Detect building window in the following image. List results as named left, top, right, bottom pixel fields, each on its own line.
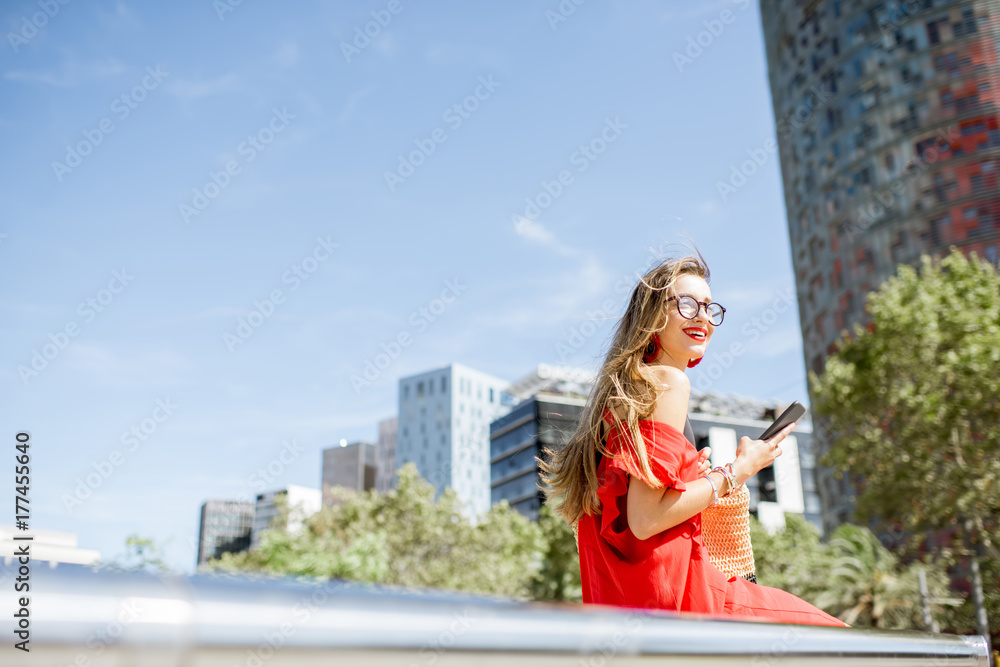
left=417, top=382, right=424, bottom=398
left=489, top=388, right=494, bottom=403
left=403, top=385, right=409, bottom=399
left=441, top=376, right=447, bottom=393
left=985, top=246, right=998, bottom=265
left=429, top=379, right=434, bottom=396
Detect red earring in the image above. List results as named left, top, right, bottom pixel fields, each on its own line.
left=687, top=356, right=703, bottom=368
left=642, top=334, right=661, bottom=363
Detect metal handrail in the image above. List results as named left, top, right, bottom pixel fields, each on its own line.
left=1, top=562, right=990, bottom=666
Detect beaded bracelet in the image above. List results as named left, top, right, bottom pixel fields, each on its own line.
left=711, top=465, right=736, bottom=497
left=702, top=473, right=719, bottom=508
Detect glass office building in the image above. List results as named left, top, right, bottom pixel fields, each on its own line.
left=760, top=0, right=1000, bottom=531
left=490, top=392, right=587, bottom=521
left=196, top=499, right=254, bottom=567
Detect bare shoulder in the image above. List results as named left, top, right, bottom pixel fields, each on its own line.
left=649, top=366, right=690, bottom=433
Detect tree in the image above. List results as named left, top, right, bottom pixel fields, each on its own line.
left=810, top=248, right=1000, bottom=640
left=208, top=463, right=545, bottom=599
left=750, top=515, right=953, bottom=630
left=750, top=513, right=833, bottom=603
left=529, top=502, right=582, bottom=602
left=98, top=534, right=171, bottom=574
left=813, top=524, right=954, bottom=629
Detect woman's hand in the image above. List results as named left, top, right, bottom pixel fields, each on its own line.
left=732, top=423, right=796, bottom=485
left=697, top=446, right=712, bottom=476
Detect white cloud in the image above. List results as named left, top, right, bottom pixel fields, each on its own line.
left=512, top=217, right=578, bottom=258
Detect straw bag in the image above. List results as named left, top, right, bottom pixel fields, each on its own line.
left=700, top=481, right=757, bottom=583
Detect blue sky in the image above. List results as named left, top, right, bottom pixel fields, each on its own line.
left=2, top=0, right=807, bottom=572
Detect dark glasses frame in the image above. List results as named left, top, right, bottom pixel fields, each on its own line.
left=667, top=294, right=726, bottom=326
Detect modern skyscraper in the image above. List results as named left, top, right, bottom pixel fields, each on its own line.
left=490, top=363, right=593, bottom=520
left=196, top=499, right=254, bottom=567
left=760, top=0, right=1000, bottom=532
left=491, top=392, right=588, bottom=521
left=397, top=363, right=511, bottom=517
left=321, top=441, right=377, bottom=505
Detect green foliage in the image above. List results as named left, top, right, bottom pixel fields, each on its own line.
left=528, top=503, right=582, bottom=602
left=750, top=514, right=833, bottom=603
left=809, top=248, right=1000, bottom=637
left=98, top=533, right=171, bottom=574
left=208, top=463, right=545, bottom=599
left=814, top=524, right=953, bottom=629
left=751, top=516, right=952, bottom=630
left=810, top=249, right=1000, bottom=544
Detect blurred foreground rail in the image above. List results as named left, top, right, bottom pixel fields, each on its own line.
left=0, top=562, right=991, bottom=666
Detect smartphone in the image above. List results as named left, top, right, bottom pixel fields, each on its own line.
left=758, top=401, right=806, bottom=441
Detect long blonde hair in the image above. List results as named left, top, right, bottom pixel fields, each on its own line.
left=537, top=247, right=711, bottom=527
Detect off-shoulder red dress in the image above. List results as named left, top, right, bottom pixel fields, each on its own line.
left=577, top=408, right=848, bottom=627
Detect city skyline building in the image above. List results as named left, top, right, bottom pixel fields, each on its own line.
left=491, top=391, right=588, bottom=521
left=0, top=525, right=100, bottom=567
left=196, top=499, right=254, bottom=567
left=396, top=363, right=511, bottom=517
left=251, top=485, right=322, bottom=549
left=321, top=441, right=377, bottom=505
left=375, top=416, right=398, bottom=493
left=760, top=0, right=1000, bottom=532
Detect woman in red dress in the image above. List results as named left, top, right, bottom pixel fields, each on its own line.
left=538, top=249, right=848, bottom=627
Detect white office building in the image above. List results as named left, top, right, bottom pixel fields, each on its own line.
left=251, top=485, right=322, bottom=549
left=397, top=363, right=511, bottom=518
left=0, top=526, right=100, bottom=567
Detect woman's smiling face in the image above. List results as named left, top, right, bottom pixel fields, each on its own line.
left=659, top=273, right=715, bottom=367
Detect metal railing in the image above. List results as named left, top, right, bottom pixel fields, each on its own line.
left=0, top=562, right=991, bottom=666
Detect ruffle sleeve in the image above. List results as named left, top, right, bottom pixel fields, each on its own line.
left=596, top=410, right=692, bottom=558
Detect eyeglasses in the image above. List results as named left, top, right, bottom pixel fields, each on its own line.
left=667, top=295, right=726, bottom=326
